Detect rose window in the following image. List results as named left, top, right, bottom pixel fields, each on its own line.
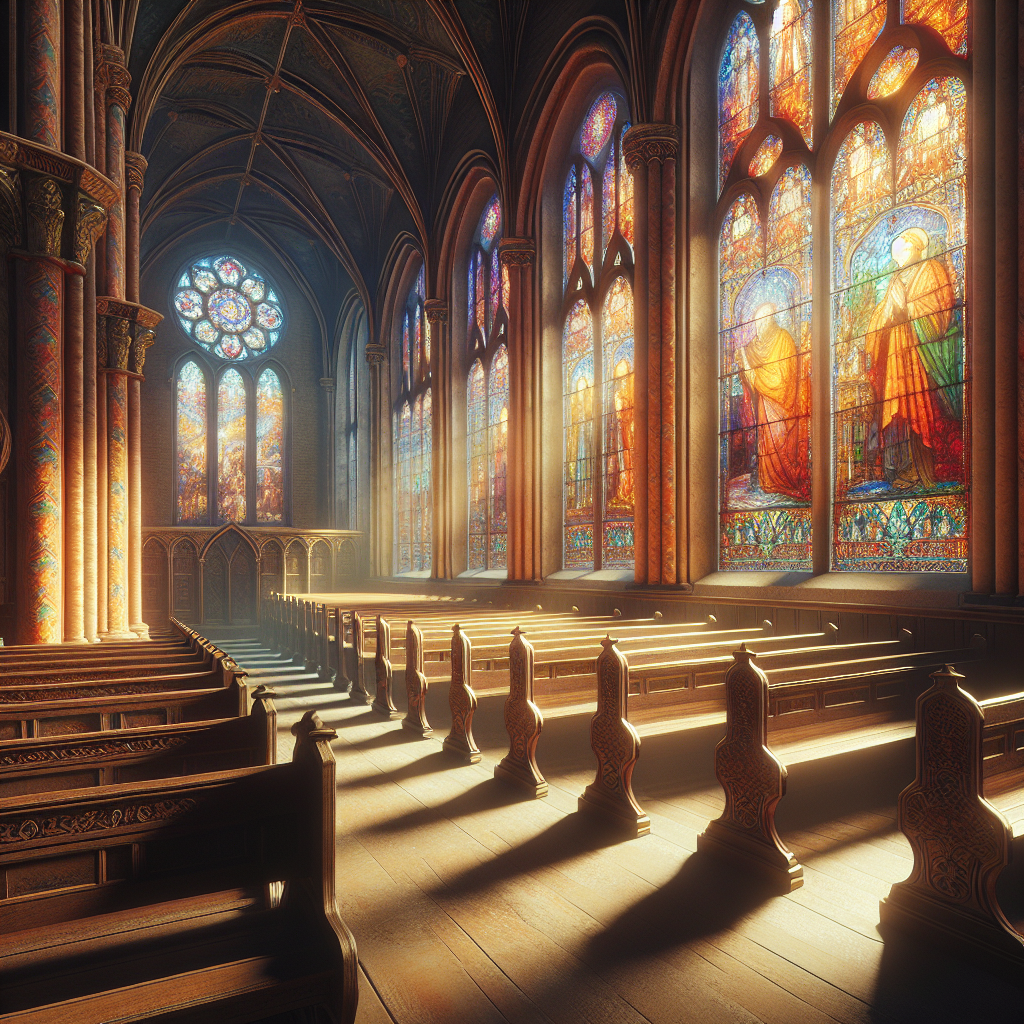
left=174, top=255, right=284, bottom=360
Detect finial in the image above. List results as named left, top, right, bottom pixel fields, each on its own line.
left=512, top=625, right=525, bottom=640
left=601, top=634, right=617, bottom=649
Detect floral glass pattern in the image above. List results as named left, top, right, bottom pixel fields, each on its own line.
left=255, top=368, right=284, bottom=523
left=217, top=369, right=247, bottom=522
left=174, top=255, right=284, bottom=360
left=868, top=45, right=920, bottom=99
left=176, top=361, right=207, bottom=522
left=581, top=92, right=617, bottom=160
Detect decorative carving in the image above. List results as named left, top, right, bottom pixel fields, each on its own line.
left=423, top=299, right=448, bottom=324
left=124, top=151, right=148, bottom=194
left=372, top=615, right=400, bottom=718
left=880, top=666, right=1022, bottom=970
left=131, top=328, right=155, bottom=375
left=319, top=377, right=335, bottom=391
left=351, top=611, right=370, bottom=700
left=495, top=627, right=547, bottom=797
left=622, top=123, right=680, bottom=173
left=0, top=166, right=22, bottom=247
left=106, top=316, right=132, bottom=370
left=96, top=316, right=108, bottom=370
left=402, top=621, right=432, bottom=735
left=698, top=646, right=802, bottom=891
left=74, top=194, right=107, bottom=264
left=99, top=44, right=132, bottom=112
left=0, top=680, right=183, bottom=703
left=365, top=343, right=387, bottom=365
left=578, top=637, right=649, bottom=835
left=25, top=176, right=63, bottom=257
left=498, top=237, right=535, bottom=267
left=0, top=796, right=198, bottom=844
left=0, top=408, right=10, bottom=476
left=444, top=624, right=481, bottom=762
left=0, top=733, right=189, bottom=769
left=0, top=137, right=17, bottom=162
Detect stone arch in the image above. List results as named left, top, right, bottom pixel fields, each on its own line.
left=309, top=538, right=332, bottom=593
left=286, top=538, right=309, bottom=593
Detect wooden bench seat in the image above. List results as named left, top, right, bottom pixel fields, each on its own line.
left=0, top=711, right=358, bottom=1024
left=0, top=688, right=276, bottom=799
left=878, top=668, right=1024, bottom=979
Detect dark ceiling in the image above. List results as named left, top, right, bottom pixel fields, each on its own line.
left=111, top=0, right=670, bottom=371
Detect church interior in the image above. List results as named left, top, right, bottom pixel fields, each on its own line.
left=0, top=1, right=1022, bottom=1021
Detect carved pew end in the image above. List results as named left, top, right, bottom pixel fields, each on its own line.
left=371, top=615, right=401, bottom=719
left=444, top=624, right=482, bottom=763
left=494, top=627, right=547, bottom=798
left=495, top=759, right=548, bottom=798
left=578, top=786, right=650, bottom=838
left=696, top=821, right=803, bottom=893
left=402, top=621, right=432, bottom=737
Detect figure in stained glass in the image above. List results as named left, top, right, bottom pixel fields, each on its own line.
left=176, top=362, right=207, bottom=522
left=256, top=369, right=284, bottom=522
left=770, top=0, right=813, bottom=147
left=719, top=13, right=760, bottom=189
left=832, top=0, right=886, bottom=114
left=217, top=369, right=247, bottom=522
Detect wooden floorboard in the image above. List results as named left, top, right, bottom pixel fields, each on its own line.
left=218, top=642, right=1023, bottom=1024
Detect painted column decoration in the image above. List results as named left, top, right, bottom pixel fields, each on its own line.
left=424, top=300, right=450, bottom=578
left=498, top=238, right=538, bottom=580
left=23, top=0, right=61, bottom=151
left=623, top=124, right=680, bottom=585
left=101, top=46, right=130, bottom=303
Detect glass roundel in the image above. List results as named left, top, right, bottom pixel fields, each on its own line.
left=174, top=255, right=284, bottom=360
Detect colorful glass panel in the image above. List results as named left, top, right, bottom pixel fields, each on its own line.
left=420, top=391, right=433, bottom=572
left=770, top=0, right=814, bottom=147
left=174, top=255, right=284, bottom=358
left=749, top=134, right=784, bottom=176
left=832, top=0, right=886, bottom=115
left=216, top=369, right=247, bottom=522
left=255, top=369, right=284, bottom=523
left=402, top=315, right=410, bottom=385
left=602, top=149, right=616, bottom=260
left=830, top=80, right=968, bottom=571
left=619, top=125, right=634, bottom=247
left=176, top=361, right=207, bottom=523
left=468, top=360, right=487, bottom=571
left=601, top=278, right=635, bottom=568
left=479, top=194, right=501, bottom=247
left=564, top=166, right=577, bottom=287
left=475, top=250, right=486, bottom=333
left=488, top=346, right=509, bottom=570
left=719, top=13, right=760, bottom=190
left=489, top=245, right=500, bottom=332
left=867, top=45, right=920, bottom=99
left=581, top=92, right=616, bottom=160
left=414, top=304, right=424, bottom=379
left=397, top=403, right=412, bottom=572
left=903, top=0, right=969, bottom=57
left=580, top=163, right=595, bottom=273
left=563, top=299, right=595, bottom=568
left=719, top=171, right=813, bottom=571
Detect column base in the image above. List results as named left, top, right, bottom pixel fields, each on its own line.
left=98, top=630, right=138, bottom=641
left=130, top=621, right=150, bottom=640
left=62, top=636, right=90, bottom=645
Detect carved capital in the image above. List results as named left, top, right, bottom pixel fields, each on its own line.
left=319, top=377, right=335, bottom=391
left=25, top=176, right=64, bottom=257
left=0, top=166, right=22, bottom=248
left=498, top=237, right=535, bottom=267
left=107, top=316, right=132, bottom=370
left=124, top=152, right=148, bottom=194
left=365, top=343, right=387, bottom=366
left=622, top=123, right=680, bottom=172
left=131, top=329, right=155, bottom=375
left=98, top=44, right=132, bottom=112
left=74, top=193, right=107, bottom=264
left=423, top=299, right=448, bottom=324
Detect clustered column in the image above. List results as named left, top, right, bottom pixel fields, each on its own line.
left=424, top=300, right=451, bottom=578
left=623, top=124, right=680, bottom=586
left=498, top=238, right=540, bottom=581
left=365, top=342, right=388, bottom=575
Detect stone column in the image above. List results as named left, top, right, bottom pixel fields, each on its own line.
left=22, top=0, right=61, bottom=149
left=623, top=124, right=680, bottom=586
left=498, top=238, right=540, bottom=581
left=424, top=300, right=450, bottom=578
left=101, top=46, right=130, bottom=303
left=320, top=377, right=336, bottom=528
left=124, top=153, right=146, bottom=304
left=366, top=343, right=387, bottom=575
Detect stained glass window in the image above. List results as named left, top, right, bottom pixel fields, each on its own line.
left=176, top=361, right=207, bottom=523
left=217, top=369, right=247, bottom=522
left=255, top=368, right=283, bottom=523
left=719, top=13, right=760, bottom=191
left=465, top=195, right=508, bottom=572
left=394, top=268, right=431, bottom=573
left=173, top=255, right=284, bottom=360
left=714, top=0, right=970, bottom=575
left=562, top=91, right=635, bottom=571
left=770, top=0, right=813, bottom=147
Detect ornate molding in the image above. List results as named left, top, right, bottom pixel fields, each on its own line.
left=124, top=151, right=148, bottom=194
left=423, top=299, right=448, bottom=324
left=0, top=796, right=198, bottom=844
left=131, top=328, right=156, bottom=375
left=0, top=131, right=118, bottom=212
left=498, top=237, right=535, bottom=267
left=622, top=123, right=680, bottom=172
left=578, top=637, right=649, bottom=835
left=0, top=733, right=189, bottom=770
left=697, top=645, right=803, bottom=891
left=444, top=624, right=481, bottom=762
left=495, top=627, right=546, bottom=797
left=97, top=44, right=132, bottom=112
left=319, top=377, right=335, bottom=391
left=0, top=166, right=22, bottom=247
left=25, top=176, right=63, bottom=257
left=74, top=193, right=107, bottom=265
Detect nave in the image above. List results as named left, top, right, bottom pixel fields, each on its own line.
left=206, top=623, right=1023, bottom=1024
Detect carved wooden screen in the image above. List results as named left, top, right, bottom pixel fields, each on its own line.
left=285, top=539, right=308, bottom=593
left=715, top=1, right=970, bottom=573
left=309, top=539, right=332, bottom=592
left=562, top=91, right=636, bottom=570
left=142, top=538, right=169, bottom=628
left=171, top=539, right=199, bottom=621
left=260, top=539, right=284, bottom=601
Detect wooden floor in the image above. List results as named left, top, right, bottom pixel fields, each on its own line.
left=216, top=637, right=1023, bottom=1024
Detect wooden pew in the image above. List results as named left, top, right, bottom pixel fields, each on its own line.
left=0, top=710, right=358, bottom=1024
left=0, top=687, right=277, bottom=798
left=879, top=666, right=1024, bottom=978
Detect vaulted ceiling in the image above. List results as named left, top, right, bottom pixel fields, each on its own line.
left=109, top=0, right=673, bottom=371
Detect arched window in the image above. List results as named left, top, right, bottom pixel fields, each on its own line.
left=174, top=358, right=289, bottom=525
left=716, top=1, right=969, bottom=573
left=466, top=195, right=509, bottom=572
left=562, top=90, right=635, bottom=570
left=394, top=268, right=431, bottom=573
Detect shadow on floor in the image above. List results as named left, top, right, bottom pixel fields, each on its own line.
left=338, top=750, right=461, bottom=792
left=586, top=848, right=776, bottom=964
